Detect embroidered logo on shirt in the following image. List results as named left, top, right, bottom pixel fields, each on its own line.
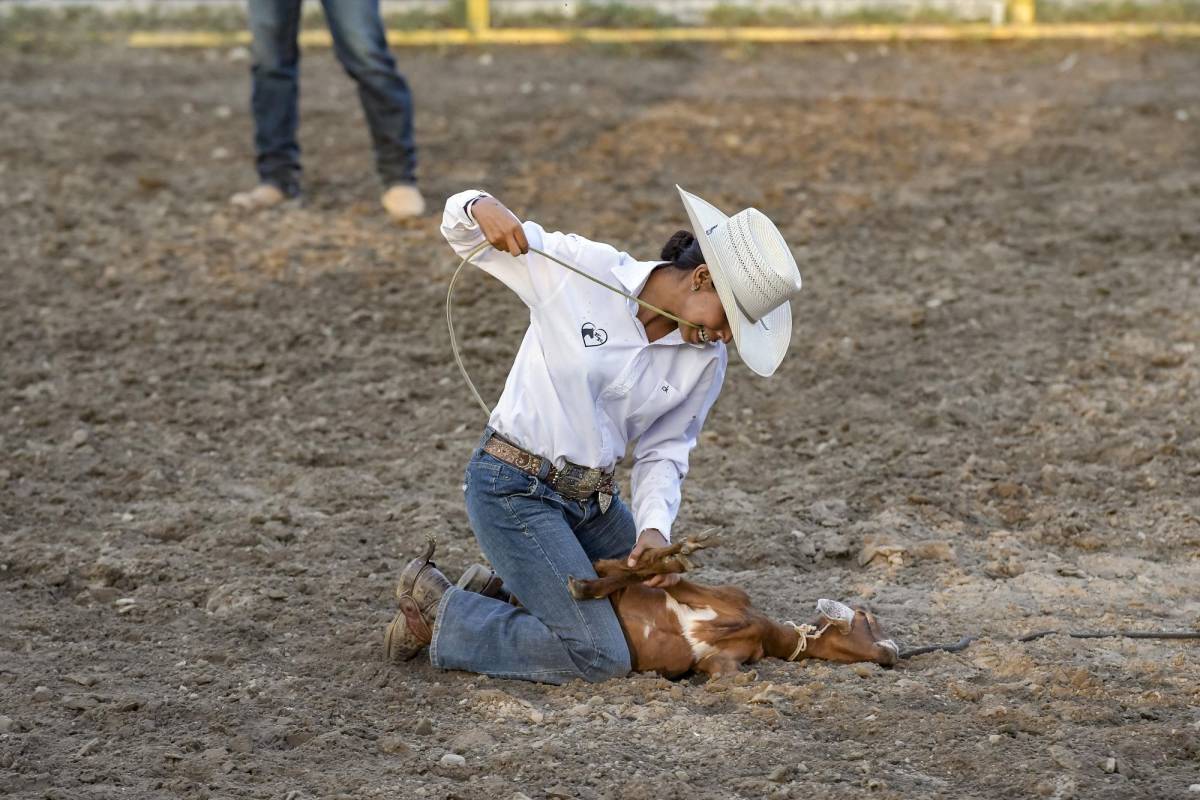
left=581, top=322, right=608, bottom=347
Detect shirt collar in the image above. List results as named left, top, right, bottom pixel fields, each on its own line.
left=612, top=258, right=659, bottom=297
left=612, top=258, right=703, bottom=349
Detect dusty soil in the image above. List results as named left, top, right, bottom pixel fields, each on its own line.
left=2, top=37, right=1199, bottom=800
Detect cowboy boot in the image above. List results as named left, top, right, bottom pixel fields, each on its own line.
left=384, top=539, right=452, bottom=662
left=456, top=563, right=512, bottom=603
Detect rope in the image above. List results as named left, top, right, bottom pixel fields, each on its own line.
left=899, top=630, right=1200, bottom=660
left=785, top=621, right=832, bottom=661
left=447, top=241, right=703, bottom=417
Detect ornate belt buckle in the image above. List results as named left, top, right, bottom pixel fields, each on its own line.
left=580, top=467, right=602, bottom=494
left=598, top=492, right=612, bottom=514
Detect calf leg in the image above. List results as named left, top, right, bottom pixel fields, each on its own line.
left=568, top=535, right=716, bottom=600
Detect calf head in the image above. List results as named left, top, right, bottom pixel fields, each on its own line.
left=799, top=599, right=899, bottom=667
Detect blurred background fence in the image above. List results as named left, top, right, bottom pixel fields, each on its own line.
left=5, top=0, right=1200, bottom=23
left=2, top=0, right=1199, bottom=41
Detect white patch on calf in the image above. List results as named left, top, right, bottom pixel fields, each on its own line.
left=662, top=593, right=718, bottom=661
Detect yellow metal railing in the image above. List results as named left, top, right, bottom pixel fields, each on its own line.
left=123, top=0, right=1200, bottom=47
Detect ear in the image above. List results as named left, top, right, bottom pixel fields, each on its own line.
left=692, top=265, right=712, bottom=291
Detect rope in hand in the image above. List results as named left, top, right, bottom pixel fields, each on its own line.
left=899, top=629, right=1200, bottom=660
left=447, top=241, right=703, bottom=417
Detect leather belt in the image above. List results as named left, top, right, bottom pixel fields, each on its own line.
left=483, top=433, right=615, bottom=511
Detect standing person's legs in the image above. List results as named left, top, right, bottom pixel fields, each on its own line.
left=246, top=0, right=304, bottom=197
left=428, top=451, right=631, bottom=684
left=320, top=0, right=418, bottom=188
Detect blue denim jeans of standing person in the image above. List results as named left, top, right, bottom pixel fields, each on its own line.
left=429, top=430, right=637, bottom=684
left=247, top=0, right=417, bottom=195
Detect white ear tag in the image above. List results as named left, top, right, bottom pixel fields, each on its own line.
left=816, top=598, right=855, bottom=633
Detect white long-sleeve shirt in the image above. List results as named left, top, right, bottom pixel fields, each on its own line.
left=441, top=190, right=727, bottom=541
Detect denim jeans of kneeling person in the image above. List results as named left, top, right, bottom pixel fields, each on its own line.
left=429, top=433, right=636, bottom=684
left=248, top=0, right=418, bottom=195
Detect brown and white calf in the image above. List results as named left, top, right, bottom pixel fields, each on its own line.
left=567, top=537, right=899, bottom=679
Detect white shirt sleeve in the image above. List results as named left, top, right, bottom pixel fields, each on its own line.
left=629, top=349, right=728, bottom=542
left=441, top=189, right=635, bottom=308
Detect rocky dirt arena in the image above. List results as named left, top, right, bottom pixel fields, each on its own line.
left=2, top=36, right=1199, bottom=800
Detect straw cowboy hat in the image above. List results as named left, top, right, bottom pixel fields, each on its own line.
left=677, top=185, right=803, bottom=377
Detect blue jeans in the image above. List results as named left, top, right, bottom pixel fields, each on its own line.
left=247, top=0, right=417, bottom=194
left=429, top=432, right=637, bottom=684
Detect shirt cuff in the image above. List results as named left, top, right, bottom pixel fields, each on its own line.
left=638, top=506, right=674, bottom=543
left=463, top=192, right=489, bottom=223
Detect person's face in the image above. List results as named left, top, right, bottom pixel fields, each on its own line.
left=678, top=265, right=732, bottom=346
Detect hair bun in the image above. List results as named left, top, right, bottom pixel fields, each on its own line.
left=661, top=230, right=696, bottom=262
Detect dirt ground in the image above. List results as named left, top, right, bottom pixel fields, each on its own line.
left=2, top=36, right=1199, bottom=800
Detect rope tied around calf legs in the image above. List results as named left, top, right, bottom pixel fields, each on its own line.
left=785, top=621, right=833, bottom=661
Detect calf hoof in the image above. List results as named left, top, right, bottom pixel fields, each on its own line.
left=567, top=576, right=589, bottom=600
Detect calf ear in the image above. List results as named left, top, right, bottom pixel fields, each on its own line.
left=815, top=598, right=854, bottom=634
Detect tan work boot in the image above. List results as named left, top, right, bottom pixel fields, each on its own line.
left=384, top=538, right=452, bottom=662
left=381, top=184, right=426, bottom=220
left=230, top=183, right=288, bottom=210
left=457, top=563, right=512, bottom=603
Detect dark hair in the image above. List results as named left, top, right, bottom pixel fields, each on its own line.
left=659, top=230, right=705, bottom=271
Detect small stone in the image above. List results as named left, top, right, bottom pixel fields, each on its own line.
left=818, top=533, right=853, bottom=558
left=911, top=541, right=956, bottom=562
left=1188, top=785, right=1200, bottom=793
left=439, top=753, right=466, bottom=767
left=65, top=674, right=98, bottom=687
left=378, top=735, right=409, bottom=755
left=810, top=499, right=848, bottom=527
left=768, top=765, right=792, bottom=783
left=0, top=715, right=15, bottom=733
left=61, top=694, right=99, bottom=711
left=528, top=709, right=544, bottom=724
left=284, top=730, right=314, bottom=748
left=229, top=735, right=253, bottom=754
left=88, top=586, right=121, bottom=603
left=76, top=738, right=101, bottom=757
left=988, top=734, right=1002, bottom=744
left=70, top=429, right=90, bottom=447
left=112, top=696, right=142, bottom=713
left=1103, top=757, right=1117, bottom=773
left=414, top=718, right=434, bottom=736
left=32, top=686, right=53, bottom=702
left=1048, top=744, right=1082, bottom=771
left=992, top=481, right=1023, bottom=499
left=448, top=728, right=496, bottom=754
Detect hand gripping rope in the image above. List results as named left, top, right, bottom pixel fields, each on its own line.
left=447, top=241, right=704, bottom=417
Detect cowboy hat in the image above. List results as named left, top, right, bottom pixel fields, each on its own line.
left=676, top=185, right=803, bottom=377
